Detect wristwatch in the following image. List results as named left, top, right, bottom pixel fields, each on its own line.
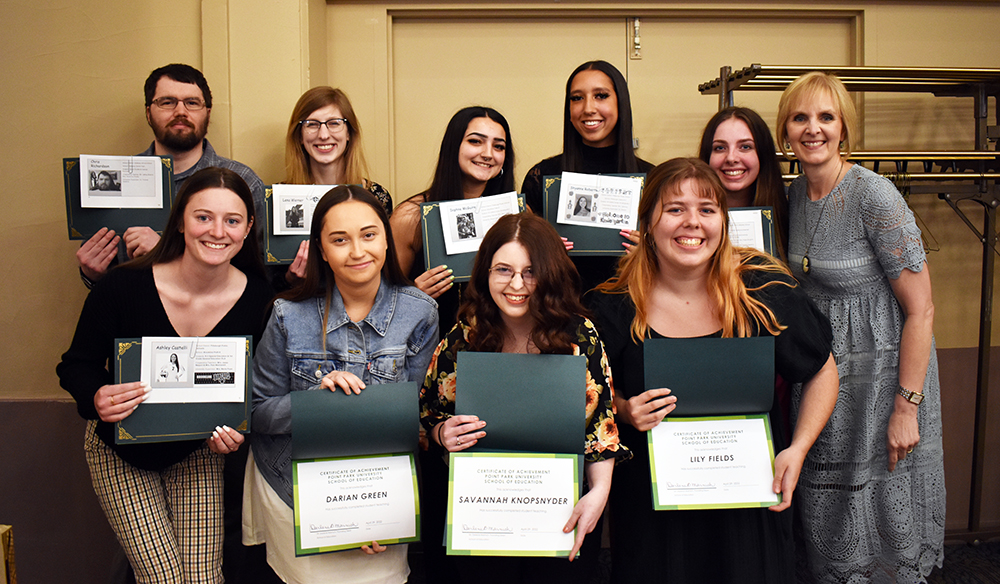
left=897, top=385, right=924, bottom=405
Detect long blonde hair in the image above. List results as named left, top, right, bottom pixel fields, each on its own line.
left=596, top=158, right=792, bottom=341
left=284, top=87, right=371, bottom=185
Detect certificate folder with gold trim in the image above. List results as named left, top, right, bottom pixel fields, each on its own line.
left=63, top=156, right=175, bottom=240
left=263, top=185, right=308, bottom=265
left=113, top=337, right=252, bottom=444
left=420, top=195, right=526, bottom=282
left=542, top=174, right=645, bottom=256
left=643, top=337, right=774, bottom=416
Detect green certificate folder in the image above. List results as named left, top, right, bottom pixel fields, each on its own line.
left=290, top=381, right=420, bottom=459
left=264, top=185, right=307, bottom=265
left=64, top=156, right=175, bottom=240
left=291, top=383, right=421, bottom=555
left=113, top=336, right=252, bottom=444
left=728, top=206, right=776, bottom=256
left=420, top=195, right=526, bottom=282
left=542, top=174, right=645, bottom=256
left=455, top=352, right=585, bottom=455
left=643, top=337, right=774, bottom=416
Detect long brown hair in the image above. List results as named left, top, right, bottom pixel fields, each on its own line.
left=125, top=167, right=265, bottom=280
left=459, top=213, right=586, bottom=353
left=281, top=185, right=406, bottom=304
left=698, top=107, right=788, bottom=261
left=284, top=87, right=370, bottom=185
left=597, top=158, right=791, bottom=341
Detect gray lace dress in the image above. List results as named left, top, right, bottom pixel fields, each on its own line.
left=788, top=164, right=945, bottom=583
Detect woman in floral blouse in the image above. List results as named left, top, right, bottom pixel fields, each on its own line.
left=419, top=212, right=628, bottom=584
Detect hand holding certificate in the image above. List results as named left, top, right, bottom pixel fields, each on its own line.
left=643, top=338, right=780, bottom=510
left=113, top=336, right=252, bottom=444
left=64, top=155, right=174, bottom=240
left=291, top=382, right=421, bottom=555
left=542, top=173, right=645, bottom=255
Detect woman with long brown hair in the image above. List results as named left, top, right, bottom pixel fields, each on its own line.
left=420, top=212, right=627, bottom=583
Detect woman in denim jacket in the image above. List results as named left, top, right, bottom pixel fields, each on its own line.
left=244, top=185, right=439, bottom=583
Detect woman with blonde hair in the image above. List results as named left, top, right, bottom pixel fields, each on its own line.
left=591, top=158, right=838, bottom=583
left=778, top=71, right=944, bottom=583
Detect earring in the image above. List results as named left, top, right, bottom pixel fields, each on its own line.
left=498, top=168, right=504, bottom=177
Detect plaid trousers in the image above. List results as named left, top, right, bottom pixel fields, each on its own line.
left=84, top=421, right=224, bottom=584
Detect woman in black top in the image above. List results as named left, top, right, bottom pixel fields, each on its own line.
left=521, top=60, right=654, bottom=291
left=590, top=158, right=838, bottom=584
left=58, top=168, right=273, bottom=583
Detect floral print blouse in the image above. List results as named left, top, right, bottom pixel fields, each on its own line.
left=419, top=317, right=629, bottom=463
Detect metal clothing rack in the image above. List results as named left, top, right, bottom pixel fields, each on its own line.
left=700, top=64, right=1000, bottom=540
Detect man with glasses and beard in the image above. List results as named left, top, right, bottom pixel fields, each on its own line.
left=76, top=63, right=266, bottom=288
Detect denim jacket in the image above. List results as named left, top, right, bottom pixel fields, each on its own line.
left=250, top=280, right=439, bottom=507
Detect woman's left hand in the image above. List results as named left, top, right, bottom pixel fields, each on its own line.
left=620, top=229, right=641, bottom=252
left=321, top=370, right=366, bottom=395
left=361, top=541, right=387, bottom=555
left=208, top=425, right=244, bottom=455
left=769, top=444, right=808, bottom=512
left=562, top=458, right=613, bottom=561
left=887, top=398, right=920, bottom=471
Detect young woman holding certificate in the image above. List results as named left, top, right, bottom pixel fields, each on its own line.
left=520, top=60, right=654, bottom=291
left=419, top=212, right=628, bottom=584
left=590, top=158, right=838, bottom=584
left=283, top=87, right=394, bottom=281
left=698, top=106, right=789, bottom=261
left=391, top=106, right=516, bottom=315
left=778, top=72, right=945, bottom=583
left=245, top=185, right=438, bottom=583
left=57, top=167, right=274, bottom=584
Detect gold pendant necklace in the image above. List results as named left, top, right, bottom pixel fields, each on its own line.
left=802, top=160, right=846, bottom=274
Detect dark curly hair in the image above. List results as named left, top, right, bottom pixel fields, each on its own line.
left=459, top=213, right=587, bottom=354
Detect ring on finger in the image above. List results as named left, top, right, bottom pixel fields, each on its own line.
left=907, top=448, right=913, bottom=454
left=110, top=396, right=116, bottom=406
left=457, top=437, right=462, bottom=446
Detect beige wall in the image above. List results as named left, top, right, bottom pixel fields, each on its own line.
left=2, top=1, right=999, bottom=390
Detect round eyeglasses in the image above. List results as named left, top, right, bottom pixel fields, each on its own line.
left=299, top=118, right=349, bottom=135
left=489, top=265, right=535, bottom=286
left=151, top=97, right=206, bottom=111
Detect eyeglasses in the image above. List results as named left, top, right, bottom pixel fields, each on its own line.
left=151, top=97, right=206, bottom=111
left=489, top=265, right=535, bottom=286
left=299, top=118, right=349, bottom=135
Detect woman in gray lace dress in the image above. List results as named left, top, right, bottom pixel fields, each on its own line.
left=778, top=72, right=945, bottom=583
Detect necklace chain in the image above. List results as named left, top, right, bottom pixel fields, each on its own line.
left=802, top=160, right=847, bottom=274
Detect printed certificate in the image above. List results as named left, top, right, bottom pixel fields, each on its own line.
left=79, top=155, right=164, bottom=209
left=647, top=414, right=779, bottom=510
left=293, top=453, right=419, bottom=555
left=140, top=336, right=246, bottom=403
left=114, top=336, right=252, bottom=444
left=438, top=191, right=519, bottom=255
left=447, top=452, right=578, bottom=557
left=271, top=184, right=330, bottom=235
left=728, top=207, right=776, bottom=256
left=556, top=172, right=642, bottom=231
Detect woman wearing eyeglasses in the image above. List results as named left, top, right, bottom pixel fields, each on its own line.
left=283, top=87, right=394, bottom=279
left=419, top=212, right=628, bottom=583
